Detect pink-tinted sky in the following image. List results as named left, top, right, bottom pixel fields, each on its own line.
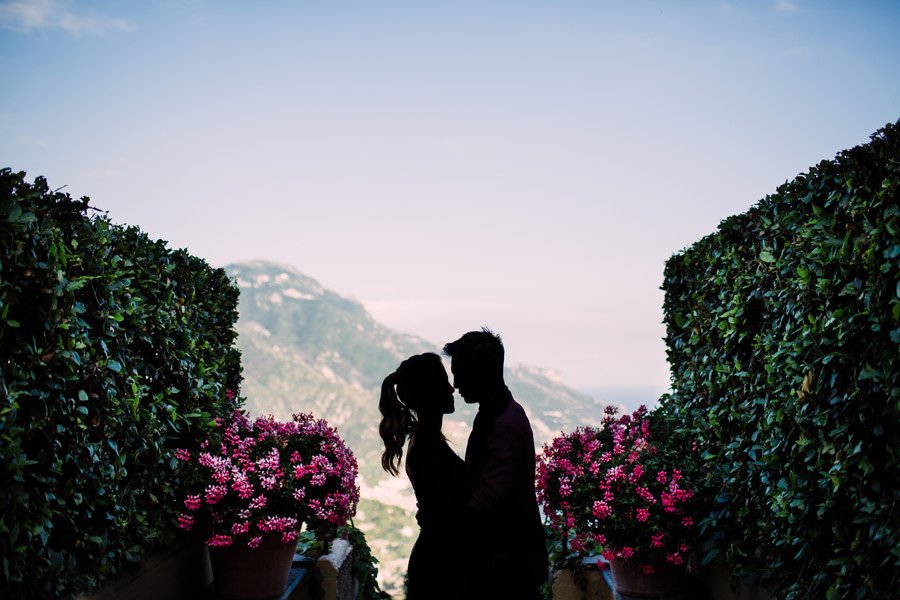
left=2, top=0, right=898, bottom=392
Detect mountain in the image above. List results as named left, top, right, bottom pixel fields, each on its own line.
left=226, top=260, right=603, bottom=595
left=229, top=261, right=429, bottom=480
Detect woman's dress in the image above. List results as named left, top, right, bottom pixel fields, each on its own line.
left=404, top=429, right=469, bottom=599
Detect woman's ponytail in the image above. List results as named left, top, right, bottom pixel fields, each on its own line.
left=379, top=372, right=414, bottom=476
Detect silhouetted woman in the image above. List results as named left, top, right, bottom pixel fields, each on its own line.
left=379, top=353, right=469, bottom=599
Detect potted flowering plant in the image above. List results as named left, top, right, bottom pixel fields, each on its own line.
left=176, top=405, right=360, bottom=599
left=537, top=405, right=697, bottom=598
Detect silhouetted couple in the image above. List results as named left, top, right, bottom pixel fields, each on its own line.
left=379, top=329, right=549, bottom=599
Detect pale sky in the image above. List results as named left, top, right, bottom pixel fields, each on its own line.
left=2, top=0, right=898, bottom=393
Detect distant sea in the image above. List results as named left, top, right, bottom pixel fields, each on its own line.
left=577, top=386, right=669, bottom=414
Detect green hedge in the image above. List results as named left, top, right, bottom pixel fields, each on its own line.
left=661, top=122, right=899, bottom=599
left=0, top=169, right=242, bottom=598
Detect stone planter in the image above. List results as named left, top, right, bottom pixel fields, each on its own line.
left=551, top=556, right=615, bottom=600
left=552, top=566, right=614, bottom=600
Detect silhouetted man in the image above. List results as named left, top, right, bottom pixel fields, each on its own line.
left=443, top=329, right=549, bottom=600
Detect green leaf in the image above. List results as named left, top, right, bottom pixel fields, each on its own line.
left=697, top=547, right=716, bottom=565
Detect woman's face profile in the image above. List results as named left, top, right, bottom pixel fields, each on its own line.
left=436, top=369, right=455, bottom=415
left=418, top=363, right=455, bottom=416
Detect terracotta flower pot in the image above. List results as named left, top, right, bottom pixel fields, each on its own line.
left=608, top=557, right=687, bottom=598
left=208, top=535, right=297, bottom=599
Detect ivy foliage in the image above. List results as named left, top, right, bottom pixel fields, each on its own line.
left=661, top=122, right=899, bottom=599
left=341, top=524, right=392, bottom=600
left=0, top=169, right=242, bottom=598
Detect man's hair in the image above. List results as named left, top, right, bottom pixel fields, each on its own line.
left=442, top=327, right=505, bottom=379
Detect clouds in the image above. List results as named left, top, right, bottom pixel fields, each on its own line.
left=0, top=0, right=133, bottom=35
left=775, top=0, right=800, bottom=13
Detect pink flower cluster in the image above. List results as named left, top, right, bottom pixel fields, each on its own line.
left=176, top=401, right=360, bottom=548
left=536, top=405, right=696, bottom=569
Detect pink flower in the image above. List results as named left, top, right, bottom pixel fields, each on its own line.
left=207, top=534, right=233, bottom=547
left=660, top=492, right=677, bottom=512
left=180, top=407, right=359, bottom=543
left=641, top=564, right=655, bottom=575
left=629, top=464, right=644, bottom=482
left=177, top=514, right=194, bottom=530
left=618, top=546, right=634, bottom=559
left=592, top=501, right=612, bottom=519
left=260, top=474, right=280, bottom=490
left=602, top=549, right=616, bottom=562
left=231, top=521, right=249, bottom=536
left=534, top=407, right=698, bottom=563
left=666, top=552, right=684, bottom=565
left=605, top=465, right=626, bottom=481
left=205, top=485, right=227, bottom=505
left=247, top=536, right=263, bottom=549
left=257, top=447, right=281, bottom=471
left=174, top=448, right=191, bottom=461
left=232, top=473, right=254, bottom=499
left=636, top=486, right=656, bottom=504
left=258, top=516, right=298, bottom=533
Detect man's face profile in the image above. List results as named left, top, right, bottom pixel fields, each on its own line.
left=450, top=356, right=477, bottom=404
